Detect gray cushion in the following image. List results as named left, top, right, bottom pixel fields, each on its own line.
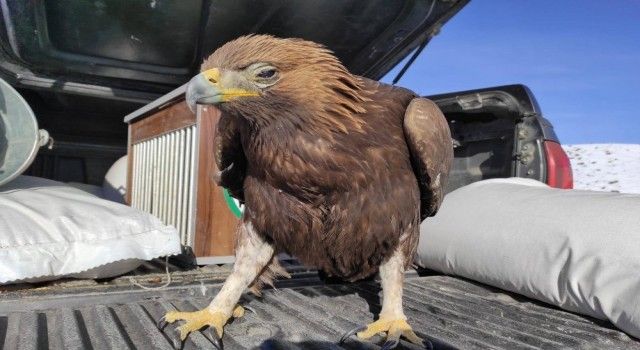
left=417, top=178, right=640, bottom=339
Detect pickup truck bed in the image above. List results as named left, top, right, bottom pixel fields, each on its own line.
left=1, top=259, right=637, bottom=350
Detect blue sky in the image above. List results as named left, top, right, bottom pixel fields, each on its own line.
left=381, top=0, right=640, bottom=145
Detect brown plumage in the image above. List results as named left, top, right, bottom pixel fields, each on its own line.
left=206, top=35, right=453, bottom=281
left=163, top=34, right=453, bottom=344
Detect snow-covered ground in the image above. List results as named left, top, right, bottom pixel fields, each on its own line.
left=563, top=144, right=640, bottom=194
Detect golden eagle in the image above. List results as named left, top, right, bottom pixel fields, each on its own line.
left=161, top=35, right=453, bottom=348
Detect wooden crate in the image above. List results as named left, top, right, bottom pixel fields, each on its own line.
left=124, top=85, right=238, bottom=264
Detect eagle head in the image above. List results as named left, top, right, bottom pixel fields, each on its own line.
left=186, top=35, right=366, bottom=129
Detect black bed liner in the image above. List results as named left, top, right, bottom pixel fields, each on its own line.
left=1, top=261, right=638, bottom=350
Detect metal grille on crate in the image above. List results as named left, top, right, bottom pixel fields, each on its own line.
left=130, top=125, right=198, bottom=246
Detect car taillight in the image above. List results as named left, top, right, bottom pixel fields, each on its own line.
left=544, top=141, right=573, bottom=189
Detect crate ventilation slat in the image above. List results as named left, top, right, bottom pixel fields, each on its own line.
left=130, top=125, right=198, bottom=246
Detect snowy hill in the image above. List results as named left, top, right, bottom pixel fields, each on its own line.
left=563, top=144, right=640, bottom=194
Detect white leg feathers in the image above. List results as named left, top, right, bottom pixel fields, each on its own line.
left=163, top=221, right=274, bottom=340
left=379, top=247, right=407, bottom=320
left=357, top=248, right=423, bottom=346
left=208, top=221, right=275, bottom=315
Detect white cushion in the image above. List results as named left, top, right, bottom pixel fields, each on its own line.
left=416, top=178, right=640, bottom=339
left=0, top=175, right=181, bottom=284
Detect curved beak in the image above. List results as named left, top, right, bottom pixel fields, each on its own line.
left=185, top=68, right=259, bottom=113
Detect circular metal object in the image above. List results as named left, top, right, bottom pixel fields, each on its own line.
left=0, top=78, right=42, bottom=186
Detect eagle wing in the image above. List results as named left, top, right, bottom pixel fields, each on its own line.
left=403, top=98, right=453, bottom=220
left=214, top=113, right=247, bottom=201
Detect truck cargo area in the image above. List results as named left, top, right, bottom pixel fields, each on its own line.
left=0, top=259, right=637, bottom=350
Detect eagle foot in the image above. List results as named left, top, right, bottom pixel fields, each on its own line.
left=159, top=305, right=245, bottom=344
left=355, top=318, right=423, bottom=349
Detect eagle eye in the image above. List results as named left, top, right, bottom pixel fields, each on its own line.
left=256, top=69, right=276, bottom=79
left=247, top=63, right=279, bottom=88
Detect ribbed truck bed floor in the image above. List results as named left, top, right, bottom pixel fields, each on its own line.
left=0, top=270, right=638, bottom=350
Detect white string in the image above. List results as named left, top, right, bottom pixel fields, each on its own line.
left=129, top=255, right=172, bottom=290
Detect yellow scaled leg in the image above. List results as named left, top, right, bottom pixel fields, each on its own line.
left=357, top=318, right=422, bottom=346
left=160, top=222, right=275, bottom=348
left=347, top=246, right=424, bottom=349
left=162, top=305, right=245, bottom=340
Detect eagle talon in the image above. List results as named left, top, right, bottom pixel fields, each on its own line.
left=422, top=339, right=435, bottom=350
left=338, top=325, right=368, bottom=344
left=157, top=316, right=168, bottom=330
left=357, top=318, right=423, bottom=348
left=162, top=308, right=232, bottom=341
left=381, top=338, right=400, bottom=350
left=209, top=329, right=223, bottom=350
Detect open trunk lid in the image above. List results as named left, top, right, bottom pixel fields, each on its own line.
left=0, top=0, right=468, bottom=101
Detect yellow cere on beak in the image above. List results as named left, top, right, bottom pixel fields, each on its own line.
left=202, top=68, right=221, bottom=85
left=186, top=68, right=260, bottom=113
